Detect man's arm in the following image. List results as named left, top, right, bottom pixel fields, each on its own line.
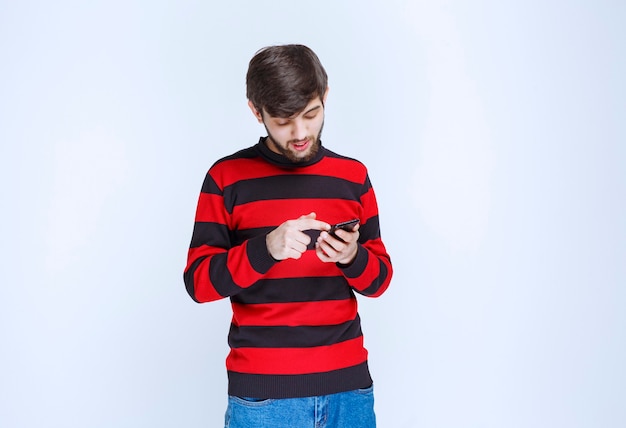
left=183, top=171, right=271, bottom=303
left=317, top=173, right=393, bottom=298
left=183, top=173, right=330, bottom=303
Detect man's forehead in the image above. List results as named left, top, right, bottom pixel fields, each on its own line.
left=265, top=97, right=324, bottom=119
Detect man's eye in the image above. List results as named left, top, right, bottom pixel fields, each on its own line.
left=304, top=114, right=317, bottom=120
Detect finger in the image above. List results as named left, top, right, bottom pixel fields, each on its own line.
left=315, top=241, right=334, bottom=262
left=288, top=248, right=305, bottom=260
left=282, top=239, right=308, bottom=259
left=286, top=229, right=312, bottom=247
left=281, top=248, right=301, bottom=260
left=298, top=218, right=331, bottom=231
left=290, top=239, right=309, bottom=253
left=317, top=234, right=343, bottom=255
left=315, top=243, right=332, bottom=263
left=320, top=230, right=348, bottom=247
left=331, top=229, right=348, bottom=242
left=332, top=227, right=359, bottom=243
left=333, top=229, right=354, bottom=243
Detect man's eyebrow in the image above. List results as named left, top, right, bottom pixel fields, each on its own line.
left=302, top=105, right=322, bottom=116
left=277, top=104, right=322, bottom=121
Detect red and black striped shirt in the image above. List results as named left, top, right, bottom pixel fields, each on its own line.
left=184, top=138, right=393, bottom=399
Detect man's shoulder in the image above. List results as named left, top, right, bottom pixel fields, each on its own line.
left=323, top=146, right=356, bottom=160
left=322, top=147, right=367, bottom=170
left=213, top=146, right=259, bottom=167
left=204, top=145, right=266, bottom=188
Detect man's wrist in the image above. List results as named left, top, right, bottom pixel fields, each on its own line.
left=336, top=245, right=358, bottom=267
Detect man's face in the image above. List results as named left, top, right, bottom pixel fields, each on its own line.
left=249, top=94, right=327, bottom=163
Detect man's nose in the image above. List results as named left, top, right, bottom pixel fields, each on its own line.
left=292, top=119, right=307, bottom=140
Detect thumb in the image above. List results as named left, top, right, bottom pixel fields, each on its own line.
left=299, top=212, right=317, bottom=220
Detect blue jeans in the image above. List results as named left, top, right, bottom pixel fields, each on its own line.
left=224, top=385, right=376, bottom=428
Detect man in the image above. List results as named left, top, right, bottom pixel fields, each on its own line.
left=184, top=44, right=392, bottom=428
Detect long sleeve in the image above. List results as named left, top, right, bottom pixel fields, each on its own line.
left=339, top=174, right=393, bottom=297
left=183, top=170, right=277, bottom=303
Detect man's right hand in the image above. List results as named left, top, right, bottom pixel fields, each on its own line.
left=266, top=212, right=330, bottom=260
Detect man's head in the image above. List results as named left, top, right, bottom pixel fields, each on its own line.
left=246, top=44, right=329, bottom=163
left=246, top=44, right=328, bottom=118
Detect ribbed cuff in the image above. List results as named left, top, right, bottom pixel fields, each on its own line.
left=246, top=233, right=279, bottom=274
left=337, top=244, right=368, bottom=278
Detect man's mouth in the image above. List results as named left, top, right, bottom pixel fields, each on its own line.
left=291, top=139, right=310, bottom=152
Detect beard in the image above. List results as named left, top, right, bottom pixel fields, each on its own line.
left=264, top=121, right=324, bottom=163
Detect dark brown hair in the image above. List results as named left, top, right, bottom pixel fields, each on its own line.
left=246, top=44, right=328, bottom=118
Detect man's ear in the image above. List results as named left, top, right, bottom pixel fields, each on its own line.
left=248, top=100, right=264, bottom=123
left=323, top=86, right=329, bottom=104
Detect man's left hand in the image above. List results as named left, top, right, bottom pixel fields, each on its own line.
left=315, top=225, right=359, bottom=265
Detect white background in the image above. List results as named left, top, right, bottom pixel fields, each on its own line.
left=1, top=1, right=624, bottom=427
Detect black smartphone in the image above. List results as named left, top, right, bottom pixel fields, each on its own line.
left=329, top=218, right=360, bottom=239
